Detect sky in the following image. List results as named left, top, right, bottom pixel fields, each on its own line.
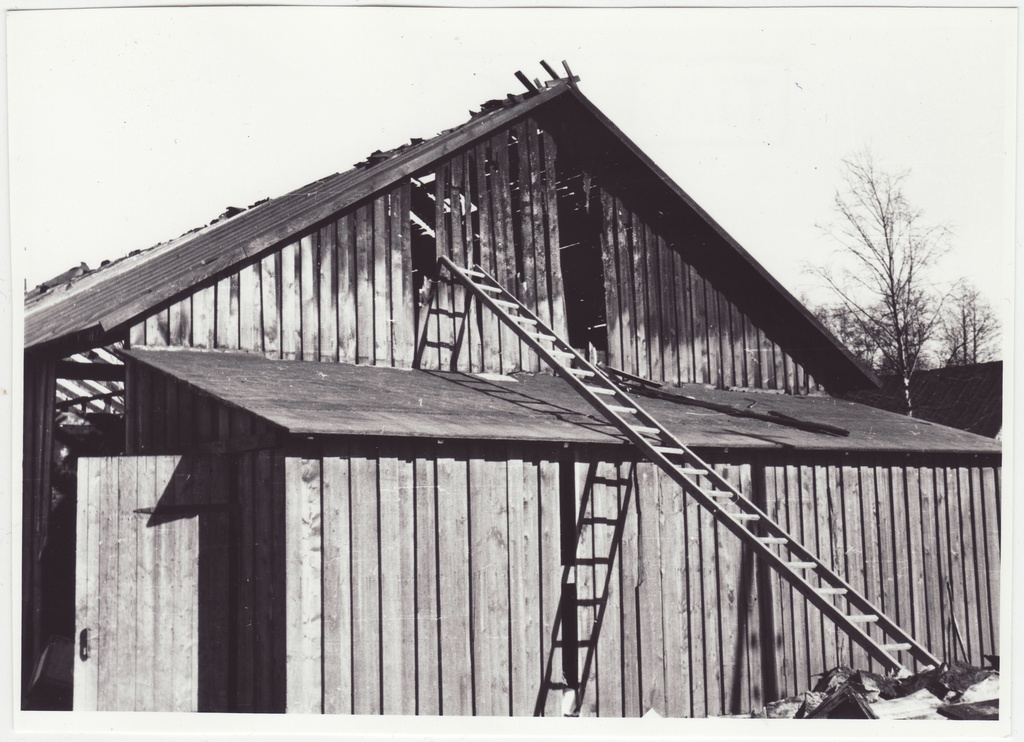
left=5, top=5, right=1017, bottom=326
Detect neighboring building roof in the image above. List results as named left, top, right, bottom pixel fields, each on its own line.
left=843, top=362, right=1003, bottom=439
left=122, top=348, right=999, bottom=455
left=25, top=72, right=875, bottom=392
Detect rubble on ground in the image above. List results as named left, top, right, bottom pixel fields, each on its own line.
left=750, top=661, right=999, bottom=720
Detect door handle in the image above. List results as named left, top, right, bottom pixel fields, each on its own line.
left=79, top=628, right=89, bottom=661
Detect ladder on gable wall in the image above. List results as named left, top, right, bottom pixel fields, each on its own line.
left=440, top=255, right=940, bottom=676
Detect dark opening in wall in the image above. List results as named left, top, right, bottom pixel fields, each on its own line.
left=555, top=154, right=607, bottom=358
left=409, top=175, right=439, bottom=299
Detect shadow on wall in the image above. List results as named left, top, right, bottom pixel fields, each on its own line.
left=70, top=452, right=286, bottom=712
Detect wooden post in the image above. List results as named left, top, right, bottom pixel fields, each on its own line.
left=751, top=459, right=779, bottom=703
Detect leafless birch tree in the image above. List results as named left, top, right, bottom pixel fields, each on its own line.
left=811, top=150, right=950, bottom=415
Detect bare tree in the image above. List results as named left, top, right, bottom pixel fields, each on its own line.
left=811, top=301, right=880, bottom=371
left=810, top=150, right=950, bottom=415
left=940, top=281, right=1000, bottom=365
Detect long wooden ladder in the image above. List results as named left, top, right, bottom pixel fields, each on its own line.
left=440, top=255, right=940, bottom=675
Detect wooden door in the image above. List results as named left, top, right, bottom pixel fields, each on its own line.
left=74, top=455, right=230, bottom=711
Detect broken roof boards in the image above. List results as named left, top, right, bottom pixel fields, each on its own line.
left=25, top=74, right=875, bottom=394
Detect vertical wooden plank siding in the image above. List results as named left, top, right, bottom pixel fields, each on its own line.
left=659, top=461, right=689, bottom=718
left=469, top=449, right=511, bottom=715
left=645, top=223, right=664, bottom=382
left=350, top=451, right=381, bottom=714
left=73, top=458, right=98, bottom=710
left=260, top=253, right=280, bottom=357
left=636, top=462, right=665, bottom=715
left=841, top=465, right=867, bottom=671
left=437, top=453, right=472, bottom=715
left=683, top=463, right=707, bottom=715
left=413, top=443, right=441, bottom=715
left=659, top=235, right=679, bottom=386
left=629, top=211, right=649, bottom=379
left=285, top=457, right=323, bottom=713
left=337, top=214, right=358, bottom=364
left=538, top=456, right=563, bottom=717
left=617, top=462, right=641, bottom=718
left=490, top=130, right=521, bottom=375
left=714, top=463, right=743, bottom=713
left=379, top=451, right=417, bottom=714
left=322, top=454, right=352, bottom=714
left=599, top=190, right=623, bottom=371
left=319, top=222, right=338, bottom=362
left=94, top=457, right=119, bottom=709
left=541, top=130, right=567, bottom=339
left=917, top=466, right=941, bottom=658
left=857, top=465, right=881, bottom=674
left=72, top=447, right=996, bottom=716
left=372, top=196, right=392, bottom=366
left=475, top=142, right=501, bottom=373
left=506, top=445, right=539, bottom=716
left=614, top=198, right=636, bottom=376
left=239, top=262, right=259, bottom=353
left=575, top=459, right=596, bottom=717
left=593, top=460, right=624, bottom=717
left=114, top=458, right=139, bottom=708
left=120, top=153, right=830, bottom=393
left=394, top=183, right=415, bottom=367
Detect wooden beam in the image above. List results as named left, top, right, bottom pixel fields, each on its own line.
left=55, top=390, right=122, bottom=411
left=56, top=360, right=126, bottom=381
left=515, top=70, right=539, bottom=94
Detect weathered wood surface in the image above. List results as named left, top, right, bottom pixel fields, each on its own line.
left=74, top=446, right=999, bottom=717
left=75, top=455, right=226, bottom=711
left=761, top=456, right=1001, bottom=691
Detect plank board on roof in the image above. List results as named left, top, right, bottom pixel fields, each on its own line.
left=121, top=347, right=1001, bottom=455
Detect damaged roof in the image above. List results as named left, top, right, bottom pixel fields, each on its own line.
left=25, top=70, right=875, bottom=392
left=24, top=81, right=570, bottom=351
left=122, top=348, right=999, bottom=455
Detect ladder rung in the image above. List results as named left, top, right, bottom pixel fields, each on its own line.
left=551, top=349, right=574, bottom=358
left=705, top=490, right=732, bottom=498
left=652, top=446, right=684, bottom=455
left=476, top=284, right=502, bottom=293
left=732, top=513, right=759, bottom=522
left=608, top=405, right=637, bottom=414
left=493, top=299, right=518, bottom=309
left=569, top=368, right=594, bottom=378
left=629, top=425, right=661, bottom=436
left=758, top=537, right=789, bottom=545
left=462, top=268, right=486, bottom=278
left=846, top=614, right=879, bottom=623
left=584, top=386, right=616, bottom=396
left=816, top=587, right=848, bottom=596
left=511, top=315, right=537, bottom=326
left=676, top=467, right=708, bottom=476
left=879, top=643, right=912, bottom=652
left=528, top=331, right=556, bottom=342
left=788, top=561, right=817, bottom=569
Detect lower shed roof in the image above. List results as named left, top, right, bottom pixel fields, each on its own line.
left=123, top=348, right=1000, bottom=455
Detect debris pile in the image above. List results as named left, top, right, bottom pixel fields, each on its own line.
left=753, top=662, right=999, bottom=720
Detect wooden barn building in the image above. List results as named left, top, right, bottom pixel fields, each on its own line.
left=22, top=68, right=1001, bottom=716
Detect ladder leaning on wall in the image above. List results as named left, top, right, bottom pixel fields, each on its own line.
left=439, top=255, right=940, bottom=677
